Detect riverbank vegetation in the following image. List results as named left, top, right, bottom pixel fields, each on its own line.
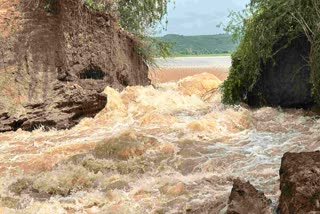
left=112, top=0, right=173, bottom=64
left=157, top=34, right=236, bottom=56
left=222, top=0, right=320, bottom=106
left=43, top=0, right=173, bottom=64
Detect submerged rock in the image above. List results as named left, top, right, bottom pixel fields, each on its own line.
left=0, top=0, right=149, bottom=132
left=227, top=179, right=271, bottom=214
left=279, top=151, right=320, bottom=214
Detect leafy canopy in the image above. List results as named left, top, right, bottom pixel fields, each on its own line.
left=83, top=0, right=172, bottom=34
left=116, top=0, right=171, bottom=34
left=222, top=0, right=320, bottom=105
left=115, top=0, right=173, bottom=64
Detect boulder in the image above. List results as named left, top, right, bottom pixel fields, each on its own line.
left=247, top=35, right=313, bottom=108
left=227, top=179, right=271, bottom=214
left=0, top=82, right=107, bottom=131
left=22, top=83, right=107, bottom=131
left=0, top=112, right=20, bottom=132
left=0, top=0, right=149, bottom=132
left=279, top=151, right=320, bottom=214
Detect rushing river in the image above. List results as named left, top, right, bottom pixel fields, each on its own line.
left=0, top=73, right=319, bottom=213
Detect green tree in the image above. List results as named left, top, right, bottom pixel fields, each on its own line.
left=222, top=0, right=320, bottom=105
left=116, top=0, right=172, bottom=34
left=83, top=0, right=172, bottom=35
left=55, top=0, right=173, bottom=64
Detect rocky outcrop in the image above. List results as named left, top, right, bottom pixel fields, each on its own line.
left=0, top=0, right=149, bottom=132
left=279, top=151, right=320, bottom=214
left=227, top=179, right=271, bottom=214
left=247, top=35, right=313, bottom=108
left=22, top=82, right=107, bottom=131
left=0, top=83, right=107, bottom=132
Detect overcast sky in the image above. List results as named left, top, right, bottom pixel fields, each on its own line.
left=160, top=0, right=250, bottom=35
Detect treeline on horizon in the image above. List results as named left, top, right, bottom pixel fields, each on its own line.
left=156, top=34, right=238, bottom=56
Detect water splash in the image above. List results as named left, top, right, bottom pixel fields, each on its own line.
left=0, top=73, right=319, bottom=213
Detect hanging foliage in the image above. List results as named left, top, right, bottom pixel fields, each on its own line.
left=222, top=0, right=320, bottom=105
left=115, top=0, right=173, bottom=65
left=43, top=0, right=173, bottom=64
left=116, top=0, right=171, bottom=34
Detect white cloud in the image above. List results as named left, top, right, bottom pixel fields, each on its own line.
left=161, top=0, right=249, bottom=35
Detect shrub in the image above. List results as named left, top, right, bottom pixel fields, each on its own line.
left=84, top=0, right=105, bottom=11
left=222, top=0, right=320, bottom=105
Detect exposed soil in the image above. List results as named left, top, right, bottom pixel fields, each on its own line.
left=0, top=0, right=150, bottom=132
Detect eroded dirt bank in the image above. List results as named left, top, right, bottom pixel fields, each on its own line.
left=0, top=73, right=319, bottom=213
left=0, top=0, right=149, bottom=132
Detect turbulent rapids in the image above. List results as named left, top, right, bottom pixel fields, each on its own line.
left=0, top=73, right=319, bottom=213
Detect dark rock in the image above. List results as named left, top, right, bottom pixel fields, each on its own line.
left=279, top=151, right=320, bottom=214
left=248, top=35, right=313, bottom=108
left=0, top=0, right=150, bottom=132
left=0, top=112, right=24, bottom=132
left=185, top=198, right=227, bottom=214
left=227, top=179, right=271, bottom=214
left=21, top=82, right=107, bottom=131
left=0, top=83, right=107, bottom=131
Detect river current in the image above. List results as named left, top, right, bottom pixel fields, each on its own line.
left=0, top=73, right=319, bottom=213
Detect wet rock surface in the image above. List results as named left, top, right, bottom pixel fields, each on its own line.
left=227, top=179, right=271, bottom=214
left=0, top=0, right=149, bottom=132
left=279, top=151, right=320, bottom=214
left=248, top=35, right=313, bottom=108
left=0, top=112, right=20, bottom=132
left=0, top=83, right=107, bottom=131
left=21, top=83, right=107, bottom=131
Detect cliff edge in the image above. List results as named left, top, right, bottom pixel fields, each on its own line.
left=0, top=0, right=150, bottom=132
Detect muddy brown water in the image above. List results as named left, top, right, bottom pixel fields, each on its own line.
left=149, top=57, right=231, bottom=83
left=0, top=58, right=319, bottom=213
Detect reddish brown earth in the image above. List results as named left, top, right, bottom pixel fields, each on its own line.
left=0, top=0, right=149, bottom=132
left=227, top=179, right=272, bottom=214
left=279, top=151, right=320, bottom=214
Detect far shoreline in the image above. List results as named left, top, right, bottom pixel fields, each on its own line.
left=156, top=53, right=232, bottom=59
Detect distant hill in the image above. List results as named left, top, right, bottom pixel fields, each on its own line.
left=157, top=34, right=238, bottom=56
